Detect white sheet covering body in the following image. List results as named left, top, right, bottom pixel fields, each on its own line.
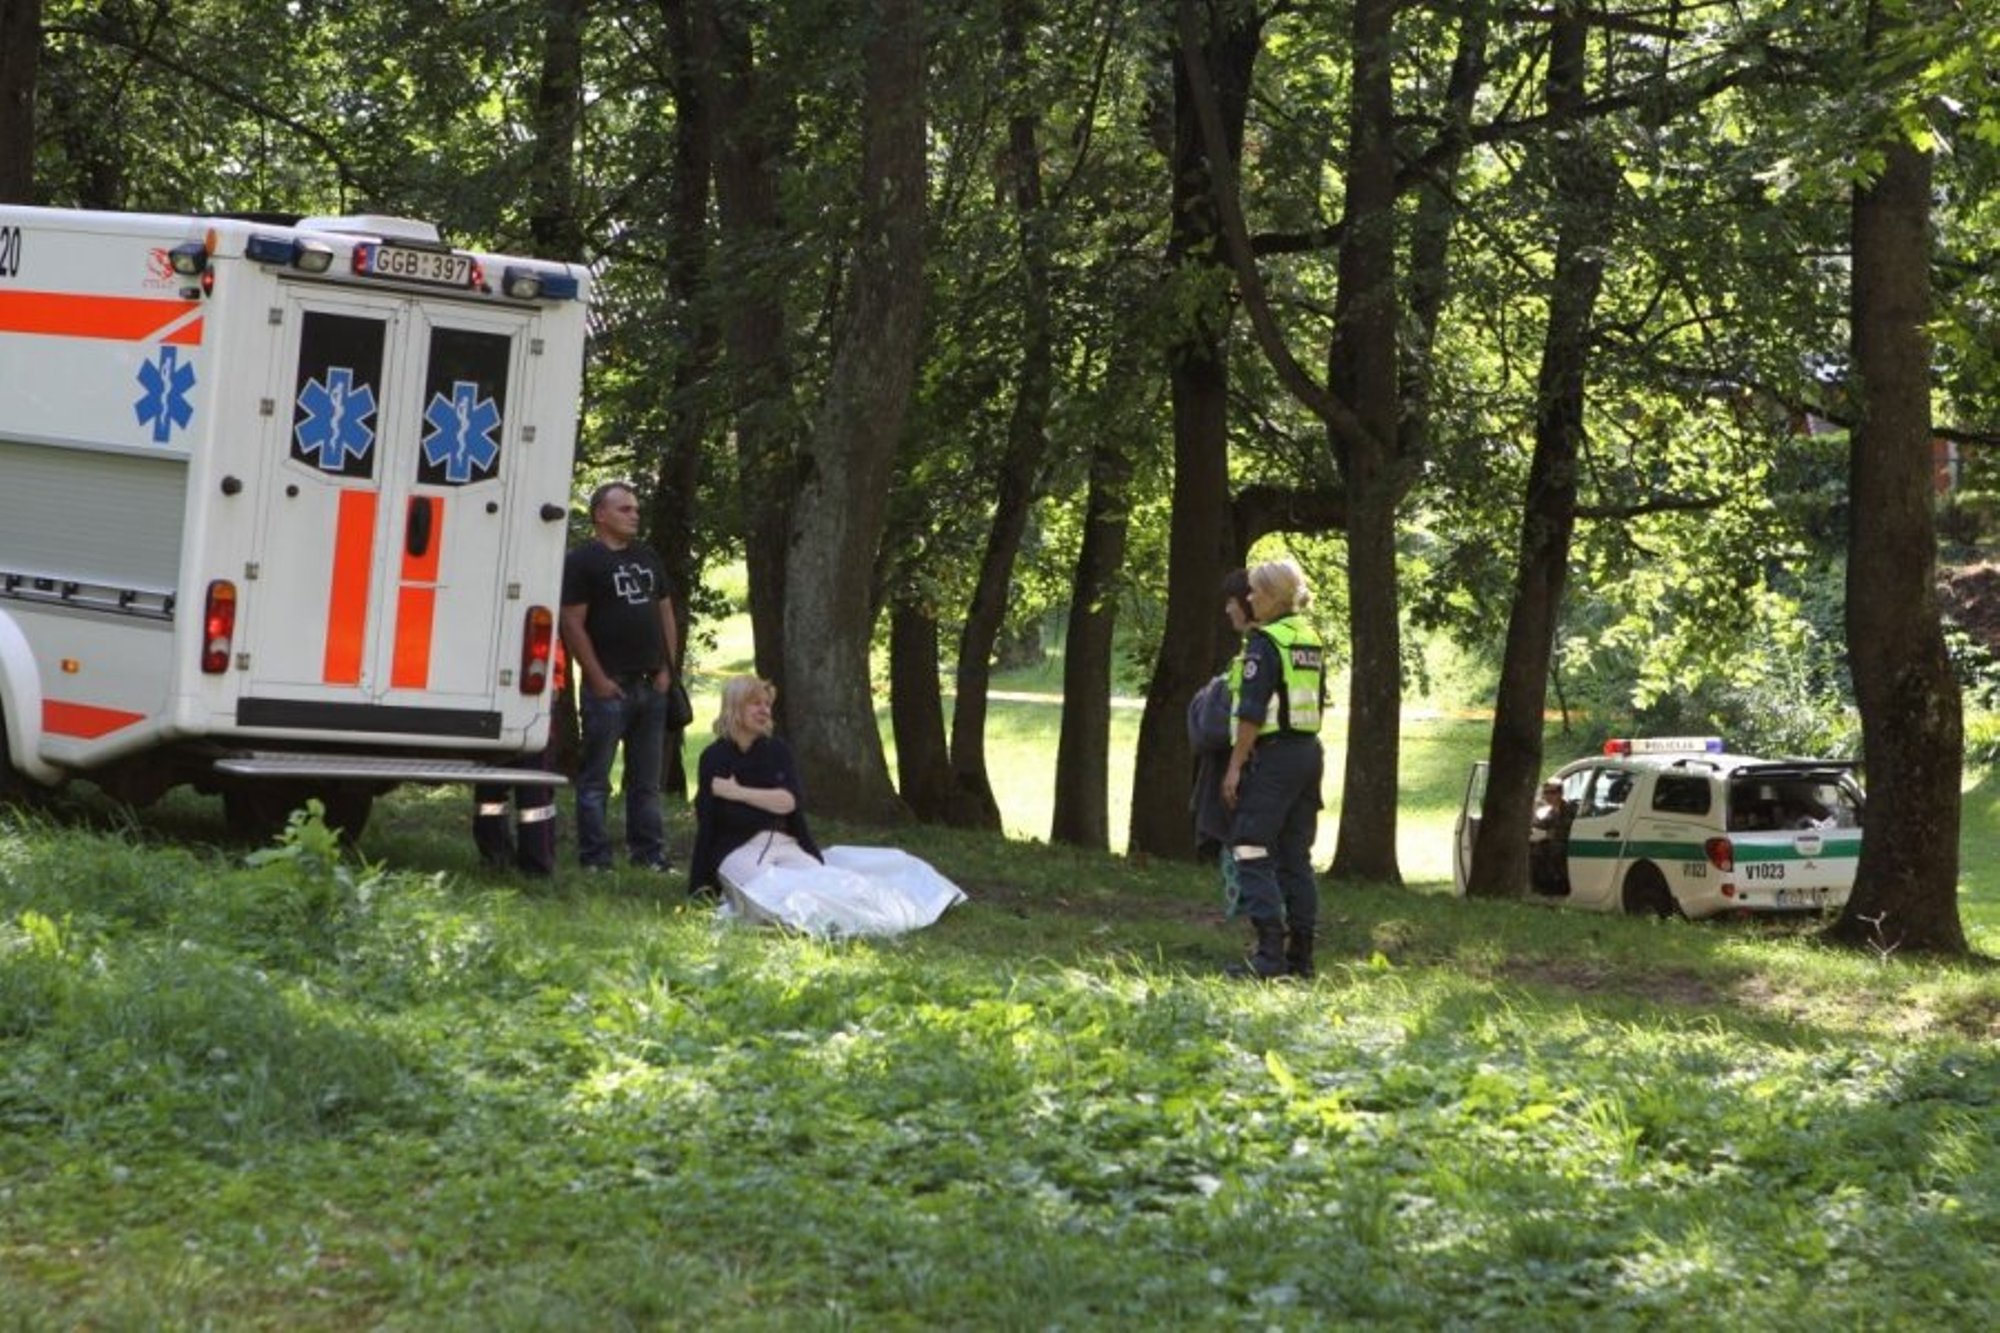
left=721, top=845, right=967, bottom=937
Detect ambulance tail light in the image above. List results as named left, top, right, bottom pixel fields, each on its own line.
left=520, top=606, right=555, bottom=695
left=201, top=581, right=237, bottom=674
left=1704, top=837, right=1734, bottom=872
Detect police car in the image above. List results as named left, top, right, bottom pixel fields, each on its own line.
left=1452, top=737, right=1865, bottom=919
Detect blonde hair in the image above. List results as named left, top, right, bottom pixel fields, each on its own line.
left=715, top=675, right=777, bottom=739
left=1248, top=559, right=1313, bottom=615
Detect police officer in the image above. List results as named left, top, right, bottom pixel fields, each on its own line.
left=1221, top=559, right=1327, bottom=979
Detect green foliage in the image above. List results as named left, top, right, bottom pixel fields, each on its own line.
left=0, top=813, right=431, bottom=1156
left=1964, top=711, right=2000, bottom=767
left=0, top=908, right=73, bottom=1042
left=36, top=1, right=551, bottom=223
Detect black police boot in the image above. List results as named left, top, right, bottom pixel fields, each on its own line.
left=1226, top=917, right=1289, bottom=980
left=1285, top=923, right=1317, bottom=980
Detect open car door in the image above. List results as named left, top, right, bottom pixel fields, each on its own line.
left=1452, top=761, right=1487, bottom=895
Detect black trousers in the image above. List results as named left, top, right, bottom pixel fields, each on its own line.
left=1228, top=733, right=1324, bottom=927
left=474, top=745, right=559, bottom=876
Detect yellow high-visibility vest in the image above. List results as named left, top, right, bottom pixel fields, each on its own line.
left=1228, top=615, right=1325, bottom=735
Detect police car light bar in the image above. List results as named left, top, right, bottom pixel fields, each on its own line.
left=1603, top=736, right=1724, bottom=756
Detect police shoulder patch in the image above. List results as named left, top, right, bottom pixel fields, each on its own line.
left=1241, top=657, right=1260, bottom=680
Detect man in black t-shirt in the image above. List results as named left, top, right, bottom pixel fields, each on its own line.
left=559, top=482, right=681, bottom=872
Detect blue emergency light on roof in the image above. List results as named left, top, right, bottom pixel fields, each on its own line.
left=500, top=265, right=579, bottom=302
left=1603, top=736, right=1724, bottom=756
left=244, top=233, right=294, bottom=265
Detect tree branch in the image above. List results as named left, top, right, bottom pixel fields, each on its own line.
left=1576, top=493, right=1726, bottom=521
left=1174, top=0, right=1380, bottom=454
left=1233, top=481, right=1347, bottom=547
left=46, top=16, right=383, bottom=201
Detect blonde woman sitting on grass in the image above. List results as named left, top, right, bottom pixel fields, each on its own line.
left=689, top=675, right=965, bottom=937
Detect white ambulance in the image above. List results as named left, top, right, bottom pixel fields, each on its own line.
left=1452, top=737, right=1865, bottom=919
left=0, top=206, right=588, bottom=839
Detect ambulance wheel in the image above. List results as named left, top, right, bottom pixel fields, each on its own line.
left=1621, top=863, right=1679, bottom=920
left=0, top=711, right=27, bottom=807
left=223, top=782, right=373, bottom=845
left=223, top=782, right=305, bottom=845
left=317, top=785, right=375, bottom=843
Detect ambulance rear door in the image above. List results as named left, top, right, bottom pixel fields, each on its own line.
left=235, top=286, right=539, bottom=742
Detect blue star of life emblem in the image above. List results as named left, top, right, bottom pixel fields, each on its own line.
left=421, top=380, right=502, bottom=484
left=134, top=346, right=197, bottom=444
left=295, top=367, right=379, bottom=470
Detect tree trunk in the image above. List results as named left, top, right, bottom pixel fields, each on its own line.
left=525, top=0, right=587, bottom=260
left=1827, top=0, right=1965, bottom=955
left=1329, top=479, right=1402, bottom=885
left=1052, top=406, right=1137, bottom=849
left=698, top=0, right=797, bottom=696
left=1467, top=5, right=1606, bottom=898
left=0, top=0, right=38, bottom=202
left=947, top=0, right=1055, bottom=832
left=523, top=0, right=591, bottom=782
left=782, top=0, right=923, bottom=825
left=890, top=598, right=960, bottom=820
left=1127, top=3, right=1261, bottom=861
left=1324, top=0, right=1403, bottom=886
left=650, top=0, right=719, bottom=802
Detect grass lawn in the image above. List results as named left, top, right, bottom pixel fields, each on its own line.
left=3, top=676, right=1999, bottom=1327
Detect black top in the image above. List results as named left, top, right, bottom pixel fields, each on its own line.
left=688, top=733, right=822, bottom=894
left=1186, top=673, right=1234, bottom=855
left=560, top=539, right=672, bottom=678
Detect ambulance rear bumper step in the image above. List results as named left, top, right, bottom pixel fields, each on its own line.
left=214, top=752, right=566, bottom=786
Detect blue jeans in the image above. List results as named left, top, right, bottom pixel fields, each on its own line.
left=576, top=680, right=669, bottom=868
